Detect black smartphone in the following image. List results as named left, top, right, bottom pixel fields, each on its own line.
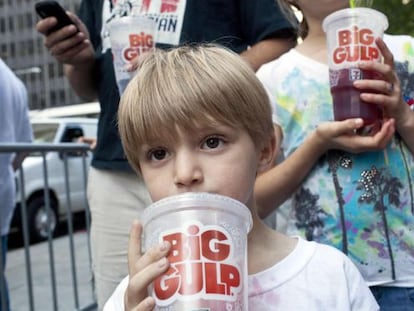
left=35, top=0, right=77, bottom=34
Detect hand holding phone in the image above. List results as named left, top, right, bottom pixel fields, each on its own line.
left=35, top=0, right=78, bottom=34
left=35, top=0, right=95, bottom=65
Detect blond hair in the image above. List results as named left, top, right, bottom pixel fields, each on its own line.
left=118, top=44, right=274, bottom=172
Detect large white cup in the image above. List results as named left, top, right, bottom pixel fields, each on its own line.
left=323, top=8, right=388, bottom=130
left=141, top=192, right=253, bottom=311
left=109, top=15, right=156, bottom=95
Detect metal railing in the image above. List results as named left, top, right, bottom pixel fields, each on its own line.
left=0, top=143, right=97, bottom=311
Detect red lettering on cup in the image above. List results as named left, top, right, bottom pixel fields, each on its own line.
left=201, top=230, right=230, bottom=261
left=153, top=266, right=179, bottom=299
left=153, top=223, right=242, bottom=306
left=121, top=32, right=154, bottom=62
left=333, top=27, right=379, bottom=65
left=129, top=32, right=153, bottom=48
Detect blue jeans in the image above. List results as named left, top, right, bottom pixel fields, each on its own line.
left=370, top=286, right=414, bottom=311
left=0, top=235, right=9, bottom=311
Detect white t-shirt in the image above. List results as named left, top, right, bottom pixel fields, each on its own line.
left=0, top=59, right=33, bottom=236
left=103, top=237, right=378, bottom=310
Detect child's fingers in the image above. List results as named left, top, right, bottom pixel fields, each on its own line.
left=355, top=37, right=398, bottom=95
left=345, top=118, right=395, bottom=152
left=129, top=296, right=155, bottom=311
left=354, top=38, right=400, bottom=104
left=128, top=254, right=170, bottom=293
left=357, top=60, right=392, bottom=78
left=127, top=220, right=143, bottom=276
left=133, top=240, right=170, bottom=277
left=317, top=118, right=364, bottom=139
left=125, top=247, right=170, bottom=310
left=363, top=118, right=395, bottom=149
left=318, top=118, right=395, bottom=153
left=127, top=223, right=170, bottom=269
left=353, top=71, right=398, bottom=98
left=375, top=37, right=395, bottom=68
left=125, top=223, right=170, bottom=309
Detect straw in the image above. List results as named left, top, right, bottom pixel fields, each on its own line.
left=383, top=149, right=389, bottom=166
left=349, top=0, right=374, bottom=8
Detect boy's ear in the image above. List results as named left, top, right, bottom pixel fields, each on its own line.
left=257, top=131, right=278, bottom=174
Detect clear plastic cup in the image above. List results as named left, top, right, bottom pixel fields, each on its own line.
left=141, top=192, right=253, bottom=311
left=323, top=8, right=388, bottom=130
left=109, top=15, right=156, bottom=95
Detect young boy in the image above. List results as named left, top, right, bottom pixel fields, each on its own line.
left=104, top=45, right=379, bottom=310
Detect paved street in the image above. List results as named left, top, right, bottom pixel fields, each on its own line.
left=6, top=231, right=96, bottom=311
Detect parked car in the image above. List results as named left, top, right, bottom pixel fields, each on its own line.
left=10, top=118, right=97, bottom=242
left=29, top=101, right=100, bottom=119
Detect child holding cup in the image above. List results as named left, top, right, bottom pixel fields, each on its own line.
left=103, top=45, right=379, bottom=310
left=255, top=1, right=414, bottom=309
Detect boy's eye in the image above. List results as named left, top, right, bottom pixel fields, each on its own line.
left=148, top=149, right=167, bottom=161
left=202, top=136, right=223, bottom=149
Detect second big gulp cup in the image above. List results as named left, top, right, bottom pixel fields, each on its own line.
left=109, top=15, right=156, bottom=95
left=141, top=192, right=253, bottom=311
left=323, top=8, right=388, bottom=127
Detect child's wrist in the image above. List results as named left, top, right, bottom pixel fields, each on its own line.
left=395, top=105, right=414, bottom=134
left=307, top=129, right=328, bottom=155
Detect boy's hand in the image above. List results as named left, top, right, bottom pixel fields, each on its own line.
left=313, top=117, right=395, bottom=154
left=124, top=221, right=171, bottom=311
left=36, top=12, right=94, bottom=65
left=353, top=37, right=412, bottom=130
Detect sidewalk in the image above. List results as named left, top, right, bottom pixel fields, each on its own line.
left=7, top=231, right=96, bottom=311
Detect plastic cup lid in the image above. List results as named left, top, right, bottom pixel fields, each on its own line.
left=322, top=8, right=389, bottom=33
left=142, top=192, right=253, bottom=232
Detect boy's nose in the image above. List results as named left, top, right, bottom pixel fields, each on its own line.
left=173, top=151, right=203, bottom=187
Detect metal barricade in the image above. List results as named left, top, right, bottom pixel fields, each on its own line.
left=0, top=143, right=97, bottom=311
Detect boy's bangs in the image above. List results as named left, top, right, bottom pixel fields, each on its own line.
left=138, top=89, right=239, bottom=145
left=136, top=69, right=241, bottom=145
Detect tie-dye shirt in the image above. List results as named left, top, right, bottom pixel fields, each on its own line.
left=257, top=34, right=414, bottom=287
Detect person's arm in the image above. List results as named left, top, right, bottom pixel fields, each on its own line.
left=64, top=61, right=97, bottom=101
left=241, top=37, right=296, bottom=72
left=36, top=12, right=97, bottom=101
left=255, top=118, right=396, bottom=218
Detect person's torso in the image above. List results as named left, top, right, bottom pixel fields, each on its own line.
left=80, top=0, right=291, bottom=170
left=257, top=35, right=414, bottom=286
left=0, top=59, right=33, bottom=233
left=248, top=238, right=378, bottom=310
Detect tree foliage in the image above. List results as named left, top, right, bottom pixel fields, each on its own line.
left=372, top=0, right=414, bottom=36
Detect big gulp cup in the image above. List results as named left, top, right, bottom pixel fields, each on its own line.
left=109, top=15, right=156, bottom=95
left=141, top=192, right=253, bottom=311
left=323, top=8, right=388, bottom=129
